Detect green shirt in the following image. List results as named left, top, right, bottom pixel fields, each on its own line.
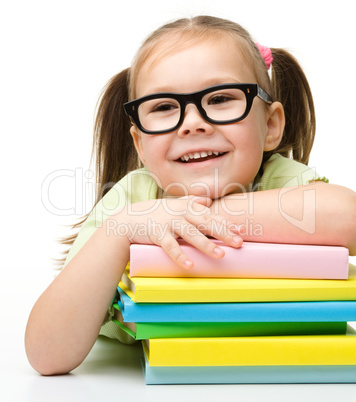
left=64, top=154, right=328, bottom=342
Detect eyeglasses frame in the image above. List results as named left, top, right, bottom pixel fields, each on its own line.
left=124, top=83, right=273, bottom=135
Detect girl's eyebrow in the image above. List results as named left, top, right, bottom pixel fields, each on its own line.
left=141, top=77, right=242, bottom=97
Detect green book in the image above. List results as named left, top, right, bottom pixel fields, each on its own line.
left=112, top=303, right=347, bottom=340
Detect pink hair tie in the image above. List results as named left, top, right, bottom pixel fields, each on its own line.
left=255, top=43, right=273, bottom=70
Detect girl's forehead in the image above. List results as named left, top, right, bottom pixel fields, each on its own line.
left=144, top=33, right=245, bottom=68
left=137, top=35, right=251, bottom=79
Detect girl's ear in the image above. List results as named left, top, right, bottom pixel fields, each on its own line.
left=130, top=125, right=146, bottom=165
left=264, top=101, right=285, bottom=151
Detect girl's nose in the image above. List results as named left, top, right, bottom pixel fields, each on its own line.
left=177, top=104, right=214, bottom=137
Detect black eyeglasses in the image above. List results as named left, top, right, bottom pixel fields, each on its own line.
left=124, top=83, right=273, bottom=135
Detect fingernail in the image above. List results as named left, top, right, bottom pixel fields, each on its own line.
left=233, top=236, right=243, bottom=245
left=213, top=247, right=224, bottom=258
left=184, top=260, right=193, bottom=270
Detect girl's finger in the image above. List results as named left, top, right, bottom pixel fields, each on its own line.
left=173, top=221, right=229, bottom=260
left=185, top=212, right=243, bottom=249
left=158, top=235, right=194, bottom=270
left=178, top=195, right=213, bottom=208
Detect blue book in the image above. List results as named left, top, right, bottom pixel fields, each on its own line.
left=117, top=286, right=356, bottom=323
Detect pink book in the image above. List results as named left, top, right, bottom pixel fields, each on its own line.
left=129, top=240, right=349, bottom=279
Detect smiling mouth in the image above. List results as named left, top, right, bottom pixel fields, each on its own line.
left=178, top=151, right=226, bottom=163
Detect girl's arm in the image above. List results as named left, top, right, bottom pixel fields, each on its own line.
left=211, top=182, right=356, bottom=255
left=25, top=218, right=130, bottom=376
left=25, top=197, right=241, bottom=375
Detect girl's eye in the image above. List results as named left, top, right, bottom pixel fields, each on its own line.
left=208, top=94, right=234, bottom=105
left=151, top=102, right=179, bottom=113
left=206, top=89, right=245, bottom=106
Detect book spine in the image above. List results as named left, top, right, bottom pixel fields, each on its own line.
left=123, top=321, right=347, bottom=340
left=144, top=360, right=356, bottom=384
left=144, top=334, right=356, bottom=366
left=119, top=276, right=356, bottom=303
left=130, top=241, right=349, bottom=279
left=118, top=286, right=356, bottom=322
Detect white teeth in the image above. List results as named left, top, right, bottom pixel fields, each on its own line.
left=180, top=151, right=223, bottom=162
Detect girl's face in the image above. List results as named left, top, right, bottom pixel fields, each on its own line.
left=130, top=37, right=283, bottom=198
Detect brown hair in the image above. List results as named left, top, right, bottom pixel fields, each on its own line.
left=59, top=15, right=316, bottom=264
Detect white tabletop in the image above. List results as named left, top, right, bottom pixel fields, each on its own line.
left=6, top=336, right=356, bottom=402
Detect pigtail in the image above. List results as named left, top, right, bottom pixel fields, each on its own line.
left=269, top=48, right=316, bottom=165
left=56, top=68, right=139, bottom=268
left=93, top=67, right=140, bottom=199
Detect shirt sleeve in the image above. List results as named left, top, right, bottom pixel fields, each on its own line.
left=257, top=154, right=329, bottom=191
left=63, top=176, right=130, bottom=268
left=63, top=168, right=159, bottom=268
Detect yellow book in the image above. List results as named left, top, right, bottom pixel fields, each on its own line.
left=120, top=265, right=356, bottom=303
left=143, top=326, right=356, bottom=367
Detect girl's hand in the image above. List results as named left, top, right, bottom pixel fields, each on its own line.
left=115, top=196, right=242, bottom=269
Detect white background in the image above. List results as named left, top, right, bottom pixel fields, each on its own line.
left=1, top=1, right=355, bottom=401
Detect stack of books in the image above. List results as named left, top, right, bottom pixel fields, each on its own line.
left=114, top=240, right=356, bottom=384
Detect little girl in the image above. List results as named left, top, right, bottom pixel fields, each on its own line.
left=25, top=16, right=356, bottom=375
